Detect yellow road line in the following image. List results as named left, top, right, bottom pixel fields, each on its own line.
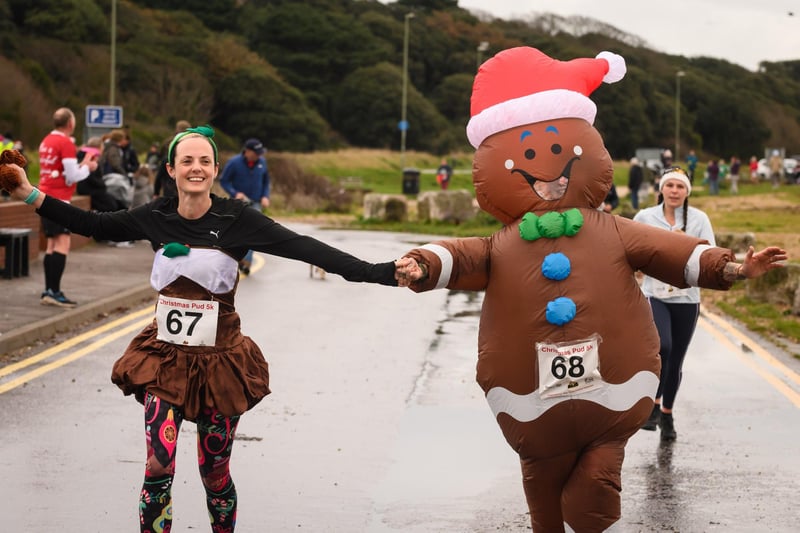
left=699, top=316, right=800, bottom=408
left=700, top=306, right=800, bottom=387
left=0, top=316, right=151, bottom=394
left=0, top=305, right=153, bottom=379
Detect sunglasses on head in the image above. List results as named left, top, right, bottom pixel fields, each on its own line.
left=661, top=166, right=689, bottom=177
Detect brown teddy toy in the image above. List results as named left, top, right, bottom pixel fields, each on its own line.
left=0, top=149, right=27, bottom=192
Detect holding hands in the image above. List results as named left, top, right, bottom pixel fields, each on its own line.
left=394, top=257, right=426, bottom=287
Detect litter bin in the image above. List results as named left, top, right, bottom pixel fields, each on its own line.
left=401, top=167, right=420, bottom=194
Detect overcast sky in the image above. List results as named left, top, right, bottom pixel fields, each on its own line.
left=405, top=0, right=800, bottom=71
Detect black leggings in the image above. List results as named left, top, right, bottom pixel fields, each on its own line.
left=649, top=298, right=699, bottom=411
left=140, top=392, right=240, bottom=533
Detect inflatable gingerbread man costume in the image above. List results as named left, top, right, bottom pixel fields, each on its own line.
left=401, top=47, right=747, bottom=532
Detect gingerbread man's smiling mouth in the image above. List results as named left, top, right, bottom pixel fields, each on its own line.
left=511, top=157, right=579, bottom=201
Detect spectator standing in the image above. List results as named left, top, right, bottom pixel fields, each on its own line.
left=435, top=158, right=453, bottom=190
left=749, top=155, right=759, bottom=183
left=768, top=149, right=783, bottom=188
left=120, top=128, right=141, bottom=177
left=660, top=148, right=673, bottom=170
left=219, top=137, right=271, bottom=275
left=0, top=131, right=14, bottom=153
left=154, top=120, right=191, bottom=198
left=728, top=156, right=741, bottom=194
left=706, top=159, right=720, bottom=195
left=685, top=149, right=698, bottom=183
left=36, top=107, right=98, bottom=307
left=633, top=167, right=715, bottom=441
left=718, top=158, right=729, bottom=190
left=600, top=182, right=619, bottom=213
left=145, top=142, right=160, bottom=173
left=100, top=129, right=133, bottom=210
left=627, top=156, right=644, bottom=210
left=132, top=166, right=155, bottom=209
left=76, top=136, right=125, bottom=213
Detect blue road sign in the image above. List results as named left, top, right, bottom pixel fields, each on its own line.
left=85, top=105, right=123, bottom=128
left=398, top=120, right=409, bottom=131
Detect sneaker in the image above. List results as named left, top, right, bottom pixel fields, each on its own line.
left=659, top=412, right=677, bottom=442
left=640, top=404, right=661, bottom=431
left=41, top=290, right=78, bottom=308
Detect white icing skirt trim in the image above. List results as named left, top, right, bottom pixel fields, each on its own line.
left=485, top=370, right=659, bottom=422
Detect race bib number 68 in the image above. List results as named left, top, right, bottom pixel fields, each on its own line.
left=156, top=295, right=219, bottom=346
left=536, top=335, right=603, bottom=399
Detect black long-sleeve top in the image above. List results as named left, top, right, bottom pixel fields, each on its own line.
left=37, top=194, right=397, bottom=286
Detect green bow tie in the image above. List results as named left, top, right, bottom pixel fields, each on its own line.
left=519, top=208, right=584, bottom=241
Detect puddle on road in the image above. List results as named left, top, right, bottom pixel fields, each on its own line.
left=368, top=290, right=528, bottom=531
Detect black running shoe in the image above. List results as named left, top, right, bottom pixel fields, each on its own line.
left=41, top=290, right=78, bottom=308
left=640, top=405, right=661, bottom=431
left=660, top=412, right=677, bottom=441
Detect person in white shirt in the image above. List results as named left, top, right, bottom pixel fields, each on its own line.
left=633, top=166, right=714, bottom=441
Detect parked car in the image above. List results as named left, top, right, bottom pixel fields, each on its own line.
left=755, top=157, right=797, bottom=180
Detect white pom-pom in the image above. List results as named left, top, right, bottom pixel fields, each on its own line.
left=596, top=51, right=626, bottom=83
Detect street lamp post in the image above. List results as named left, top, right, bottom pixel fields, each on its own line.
left=476, top=41, right=489, bottom=70
left=400, top=12, right=414, bottom=169
left=675, top=70, right=685, bottom=163
left=110, top=0, right=117, bottom=105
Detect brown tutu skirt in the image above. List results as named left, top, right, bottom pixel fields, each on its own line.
left=111, top=320, right=271, bottom=421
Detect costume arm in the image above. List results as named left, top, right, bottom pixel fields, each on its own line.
left=621, top=217, right=737, bottom=290
left=403, top=237, right=491, bottom=292
left=620, top=216, right=704, bottom=288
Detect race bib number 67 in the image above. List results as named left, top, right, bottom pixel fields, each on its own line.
left=156, top=295, right=219, bottom=346
left=536, top=335, right=603, bottom=399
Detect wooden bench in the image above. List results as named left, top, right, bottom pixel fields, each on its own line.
left=0, top=228, right=32, bottom=278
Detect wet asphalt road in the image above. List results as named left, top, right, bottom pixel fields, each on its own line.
left=1, top=224, right=799, bottom=532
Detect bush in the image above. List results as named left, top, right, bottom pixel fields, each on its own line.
left=270, top=156, right=354, bottom=213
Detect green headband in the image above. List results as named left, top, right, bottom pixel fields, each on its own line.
left=167, top=124, right=218, bottom=166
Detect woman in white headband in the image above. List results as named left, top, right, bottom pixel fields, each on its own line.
left=632, top=166, right=712, bottom=441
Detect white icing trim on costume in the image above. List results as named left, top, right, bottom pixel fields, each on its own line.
left=685, top=244, right=712, bottom=286
left=420, top=243, right=453, bottom=290
left=466, top=89, right=597, bottom=148
left=151, top=248, right=239, bottom=293
left=485, top=370, right=659, bottom=422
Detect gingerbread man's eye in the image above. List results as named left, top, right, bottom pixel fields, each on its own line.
left=551, top=144, right=562, bottom=155
left=524, top=148, right=536, bottom=160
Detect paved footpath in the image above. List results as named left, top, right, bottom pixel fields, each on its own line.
left=0, top=239, right=155, bottom=356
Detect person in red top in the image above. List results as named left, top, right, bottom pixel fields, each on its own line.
left=749, top=155, right=759, bottom=184
left=37, top=107, right=98, bottom=307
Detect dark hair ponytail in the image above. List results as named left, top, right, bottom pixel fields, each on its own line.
left=681, top=197, right=688, bottom=232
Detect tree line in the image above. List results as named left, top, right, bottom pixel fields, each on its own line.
left=1, top=0, right=799, bottom=161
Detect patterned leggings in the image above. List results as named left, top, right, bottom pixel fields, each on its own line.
left=139, top=392, right=240, bottom=533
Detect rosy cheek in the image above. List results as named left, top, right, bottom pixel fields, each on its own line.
left=504, top=159, right=514, bottom=170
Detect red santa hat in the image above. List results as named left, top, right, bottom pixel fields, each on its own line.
left=466, top=47, right=626, bottom=148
